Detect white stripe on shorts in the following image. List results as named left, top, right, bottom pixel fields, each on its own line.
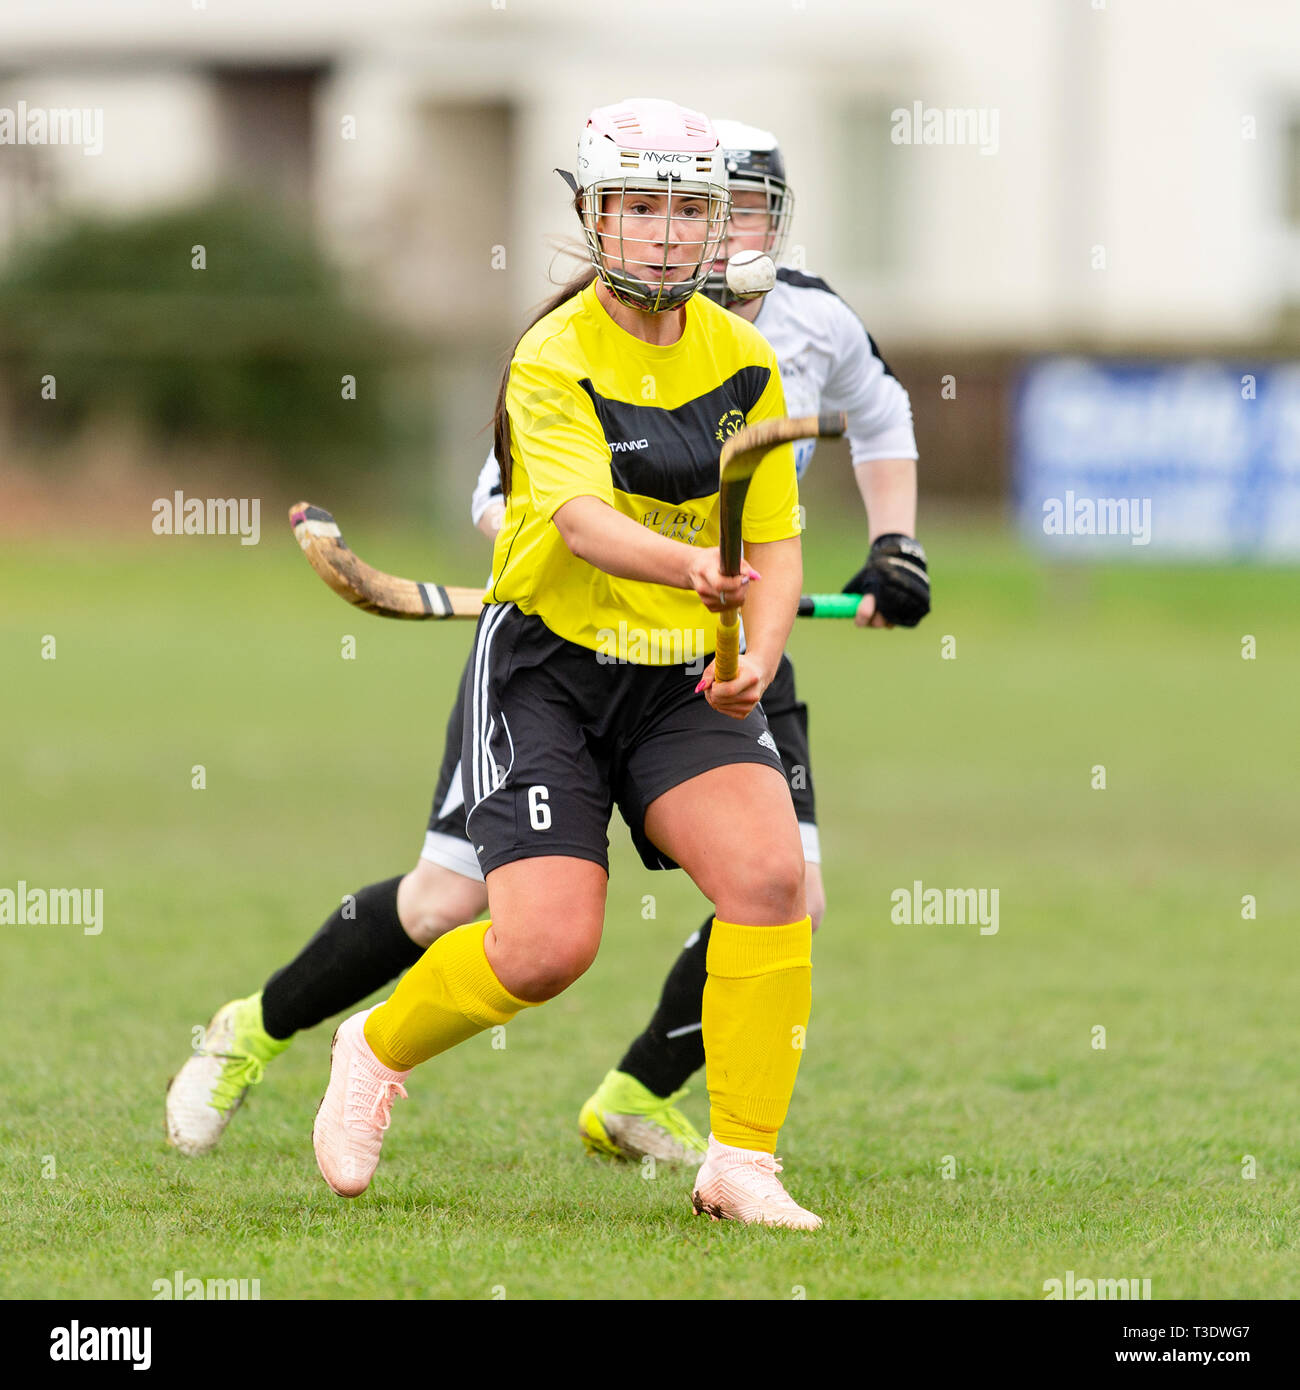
left=470, top=602, right=512, bottom=811
left=469, top=603, right=503, bottom=805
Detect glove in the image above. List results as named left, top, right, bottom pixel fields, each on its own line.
left=842, top=533, right=930, bottom=627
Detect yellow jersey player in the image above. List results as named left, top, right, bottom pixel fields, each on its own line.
left=310, top=97, right=821, bottom=1228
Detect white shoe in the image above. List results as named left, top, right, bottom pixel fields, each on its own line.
left=312, top=1008, right=409, bottom=1197
left=691, top=1133, right=822, bottom=1230
left=165, top=994, right=288, bottom=1156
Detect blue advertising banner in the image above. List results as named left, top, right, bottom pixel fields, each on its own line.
left=1014, top=359, right=1300, bottom=559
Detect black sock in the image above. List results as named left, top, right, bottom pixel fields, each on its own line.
left=617, top=915, right=713, bottom=1098
left=259, top=876, right=424, bottom=1040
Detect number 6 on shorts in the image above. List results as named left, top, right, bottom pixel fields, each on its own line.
left=528, top=785, right=551, bottom=831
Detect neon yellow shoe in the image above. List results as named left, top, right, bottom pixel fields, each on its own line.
left=578, top=1069, right=708, bottom=1164
left=165, top=993, right=290, bottom=1156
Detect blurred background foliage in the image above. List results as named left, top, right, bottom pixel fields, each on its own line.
left=0, top=198, right=433, bottom=491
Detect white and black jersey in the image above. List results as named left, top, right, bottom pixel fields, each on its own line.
left=470, top=450, right=506, bottom=529
left=753, top=268, right=917, bottom=477
left=467, top=267, right=917, bottom=525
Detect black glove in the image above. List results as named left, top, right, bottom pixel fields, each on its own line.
left=842, top=533, right=930, bottom=627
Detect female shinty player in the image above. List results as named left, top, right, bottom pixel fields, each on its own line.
left=311, top=98, right=822, bottom=1227
left=165, top=116, right=928, bottom=1183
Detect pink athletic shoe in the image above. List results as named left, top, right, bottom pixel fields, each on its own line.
left=691, top=1134, right=823, bottom=1230
left=312, top=1008, right=410, bottom=1197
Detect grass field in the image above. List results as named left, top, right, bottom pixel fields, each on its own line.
left=2, top=515, right=1297, bottom=1300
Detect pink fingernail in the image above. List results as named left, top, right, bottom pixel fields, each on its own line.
left=694, top=677, right=707, bottom=693
left=749, top=569, right=762, bottom=580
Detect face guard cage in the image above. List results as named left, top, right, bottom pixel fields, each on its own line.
left=703, top=173, right=796, bottom=305
left=580, top=177, right=732, bottom=313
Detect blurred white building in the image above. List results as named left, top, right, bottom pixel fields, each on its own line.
left=4, top=0, right=1300, bottom=486
left=4, top=0, right=1300, bottom=342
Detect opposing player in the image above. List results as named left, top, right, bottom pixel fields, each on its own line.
left=310, top=97, right=820, bottom=1227
left=575, top=120, right=928, bottom=1161
left=164, top=118, right=928, bottom=1176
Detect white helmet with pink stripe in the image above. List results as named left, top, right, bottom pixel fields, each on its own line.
left=562, top=98, right=732, bottom=313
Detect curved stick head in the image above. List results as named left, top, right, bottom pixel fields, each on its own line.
left=716, top=412, right=847, bottom=575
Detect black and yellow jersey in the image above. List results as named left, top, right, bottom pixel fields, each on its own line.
left=486, top=280, right=800, bottom=661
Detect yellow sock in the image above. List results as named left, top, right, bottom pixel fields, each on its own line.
left=364, top=920, right=536, bottom=1071
left=703, top=916, right=812, bottom=1154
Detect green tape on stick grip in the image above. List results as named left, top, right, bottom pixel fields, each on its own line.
left=803, top=593, right=861, bottom=618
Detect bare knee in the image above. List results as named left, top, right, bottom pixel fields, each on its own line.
left=714, top=846, right=806, bottom=925
left=485, top=921, right=600, bottom=1002
left=480, top=856, right=608, bottom=1001
left=397, top=859, right=489, bottom=948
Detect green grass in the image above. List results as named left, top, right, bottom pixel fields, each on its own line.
left=1, top=518, right=1297, bottom=1299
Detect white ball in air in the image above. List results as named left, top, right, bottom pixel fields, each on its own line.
left=724, top=249, right=776, bottom=299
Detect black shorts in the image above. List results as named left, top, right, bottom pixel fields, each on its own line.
left=420, top=647, right=482, bottom=881
left=763, top=654, right=819, bottom=861
left=459, top=602, right=789, bottom=877
left=422, top=630, right=821, bottom=878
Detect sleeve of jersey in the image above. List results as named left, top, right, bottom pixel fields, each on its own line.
left=740, top=353, right=801, bottom=544
left=822, top=307, right=919, bottom=465
left=469, top=448, right=503, bottom=526
left=506, top=357, right=613, bottom=519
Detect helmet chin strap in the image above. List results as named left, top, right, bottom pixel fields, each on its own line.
left=602, top=264, right=697, bottom=313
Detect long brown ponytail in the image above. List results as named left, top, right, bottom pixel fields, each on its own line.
left=493, top=179, right=599, bottom=497
left=492, top=258, right=597, bottom=498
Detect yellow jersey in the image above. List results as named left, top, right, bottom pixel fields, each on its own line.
left=487, top=281, right=800, bottom=662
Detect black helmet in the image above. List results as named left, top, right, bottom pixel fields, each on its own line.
left=704, top=120, right=795, bottom=305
